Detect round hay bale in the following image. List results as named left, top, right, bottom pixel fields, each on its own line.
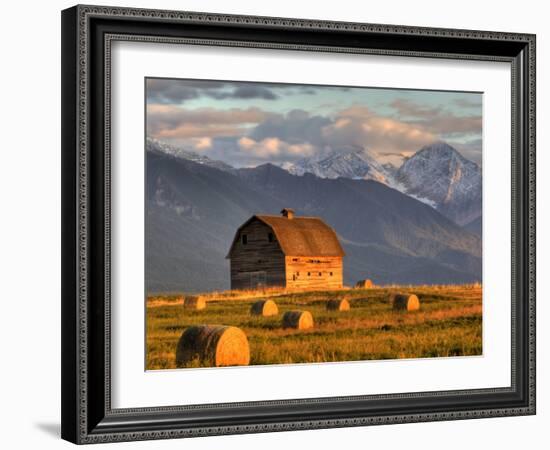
left=390, top=294, right=420, bottom=311
left=250, top=299, right=279, bottom=316
left=176, top=325, right=250, bottom=367
left=183, top=295, right=206, bottom=310
left=282, top=310, right=314, bottom=330
left=355, top=279, right=374, bottom=288
left=326, top=298, right=350, bottom=311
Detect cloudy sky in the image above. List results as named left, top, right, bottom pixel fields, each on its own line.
left=146, top=78, right=482, bottom=167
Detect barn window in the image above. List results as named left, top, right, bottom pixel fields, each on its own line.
left=330, top=272, right=333, bottom=276
left=268, top=232, right=274, bottom=242
left=319, top=272, right=322, bottom=276
left=307, top=272, right=311, bottom=277
left=241, top=234, right=248, bottom=245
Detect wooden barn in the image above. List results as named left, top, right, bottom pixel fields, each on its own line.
left=226, top=208, right=345, bottom=290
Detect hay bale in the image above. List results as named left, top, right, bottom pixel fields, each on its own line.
left=390, top=294, right=420, bottom=311
left=282, top=310, right=314, bottom=330
left=355, top=279, right=374, bottom=288
left=326, top=298, right=350, bottom=311
left=250, top=299, right=279, bottom=316
left=176, top=325, right=250, bottom=367
left=183, top=295, right=206, bottom=310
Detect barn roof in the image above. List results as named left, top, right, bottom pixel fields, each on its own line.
left=227, top=213, right=345, bottom=258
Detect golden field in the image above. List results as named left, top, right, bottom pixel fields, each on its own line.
left=146, top=284, right=482, bottom=370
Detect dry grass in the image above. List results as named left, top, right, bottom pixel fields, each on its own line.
left=146, top=284, right=482, bottom=369
left=147, top=285, right=350, bottom=307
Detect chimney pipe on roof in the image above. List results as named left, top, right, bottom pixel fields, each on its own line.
left=281, top=208, right=295, bottom=219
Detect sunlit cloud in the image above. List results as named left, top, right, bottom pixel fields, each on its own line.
left=147, top=104, right=273, bottom=139
left=192, top=137, right=213, bottom=150
left=321, top=106, right=437, bottom=155
left=238, top=136, right=316, bottom=159
left=389, top=99, right=482, bottom=135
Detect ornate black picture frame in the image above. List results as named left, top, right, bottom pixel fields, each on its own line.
left=61, top=4, right=536, bottom=444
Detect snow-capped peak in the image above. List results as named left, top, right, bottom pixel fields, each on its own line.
left=146, top=137, right=233, bottom=171
left=283, top=146, right=394, bottom=185
left=396, top=142, right=481, bottom=225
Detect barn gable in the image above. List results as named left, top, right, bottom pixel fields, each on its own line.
left=226, top=212, right=345, bottom=258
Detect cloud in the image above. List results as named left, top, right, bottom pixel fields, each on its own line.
left=147, top=79, right=285, bottom=104
left=453, top=98, right=483, bottom=108
left=173, top=136, right=316, bottom=167
left=210, top=85, right=278, bottom=100
left=247, top=103, right=480, bottom=163
left=147, top=104, right=273, bottom=139
left=376, top=151, right=416, bottom=167
left=390, top=99, right=441, bottom=119
left=146, top=95, right=482, bottom=167
left=250, top=109, right=331, bottom=146
left=432, top=116, right=482, bottom=136
left=249, top=105, right=446, bottom=158
left=321, top=106, right=437, bottom=155
left=238, top=136, right=316, bottom=159
left=390, top=99, right=482, bottom=136
left=145, top=78, right=355, bottom=105
left=193, top=137, right=213, bottom=150
left=146, top=79, right=226, bottom=104
left=449, top=138, right=483, bottom=165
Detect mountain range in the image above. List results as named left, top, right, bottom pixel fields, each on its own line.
left=146, top=142, right=482, bottom=293
left=147, top=138, right=482, bottom=228
left=282, top=141, right=482, bottom=227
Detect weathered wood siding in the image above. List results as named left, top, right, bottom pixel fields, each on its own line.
left=285, top=256, right=343, bottom=290
left=229, top=219, right=286, bottom=290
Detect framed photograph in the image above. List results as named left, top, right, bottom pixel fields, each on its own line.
left=61, top=5, right=536, bottom=444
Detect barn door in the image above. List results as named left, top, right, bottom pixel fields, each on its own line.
left=250, top=271, right=267, bottom=289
